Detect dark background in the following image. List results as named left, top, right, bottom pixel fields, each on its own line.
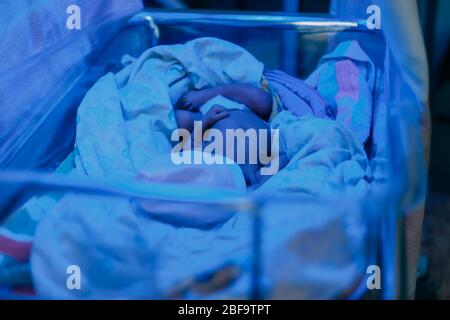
left=145, top=0, right=330, bottom=12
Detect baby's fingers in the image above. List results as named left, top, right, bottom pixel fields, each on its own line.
left=176, top=98, right=186, bottom=109
left=187, top=104, right=199, bottom=112
left=212, top=111, right=229, bottom=122
left=210, top=104, right=227, bottom=113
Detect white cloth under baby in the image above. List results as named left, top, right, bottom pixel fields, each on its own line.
left=199, top=95, right=249, bottom=115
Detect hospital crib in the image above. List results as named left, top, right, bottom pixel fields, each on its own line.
left=0, top=8, right=426, bottom=299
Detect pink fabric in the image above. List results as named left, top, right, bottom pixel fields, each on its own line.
left=0, top=234, right=32, bottom=263
left=305, top=41, right=375, bottom=145
left=336, top=60, right=360, bottom=102
left=335, top=60, right=361, bottom=128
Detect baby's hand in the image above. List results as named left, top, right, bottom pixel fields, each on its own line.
left=177, top=90, right=210, bottom=111
left=203, top=105, right=229, bottom=129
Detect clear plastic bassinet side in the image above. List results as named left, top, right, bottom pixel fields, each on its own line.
left=0, top=0, right=143, bottom=171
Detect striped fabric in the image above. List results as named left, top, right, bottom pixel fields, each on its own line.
left=0, top=153, right=75, bottom=296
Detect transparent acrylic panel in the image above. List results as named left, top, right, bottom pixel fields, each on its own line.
left=0, top=177, right=386, bottom=300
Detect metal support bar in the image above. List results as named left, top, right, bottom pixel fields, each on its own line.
left=130, top=9, right=366, bottom=32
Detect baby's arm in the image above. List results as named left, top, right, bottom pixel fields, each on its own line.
left=213, top=84, right=272, bottom=120
left=178, top=84, right=273, bottom=120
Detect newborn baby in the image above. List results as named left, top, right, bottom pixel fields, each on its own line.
left=174, top=84, right=273, bottom=186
